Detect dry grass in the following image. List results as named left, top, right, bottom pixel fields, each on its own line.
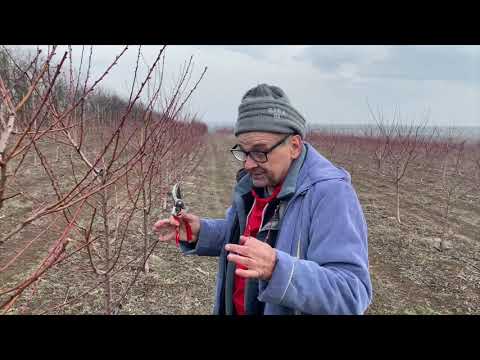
left=1, top=134, right=479, bottom=314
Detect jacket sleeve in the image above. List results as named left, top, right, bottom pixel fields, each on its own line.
left=179, top=206, right=234, bottom=257
left=257, top=180, right=373, bottom=314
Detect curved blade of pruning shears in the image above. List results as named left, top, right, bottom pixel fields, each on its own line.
left=171, top=183, right=185, bottom=216
left=170, top=183, right=192, bottom=245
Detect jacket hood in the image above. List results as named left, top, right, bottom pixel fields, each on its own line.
left=234, top=142, right=349, bottom=200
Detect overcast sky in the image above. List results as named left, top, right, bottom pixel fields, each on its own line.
left=17, top=45, right=480, bottom=128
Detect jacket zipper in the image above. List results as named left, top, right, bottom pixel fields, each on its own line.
left=275, top=187, right=309, bottom=245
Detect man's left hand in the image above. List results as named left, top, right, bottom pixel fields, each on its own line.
left=225, top=236, right=277, bottom=280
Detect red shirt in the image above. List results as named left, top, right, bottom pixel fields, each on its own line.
left=233, top=183, right=282, bottom=315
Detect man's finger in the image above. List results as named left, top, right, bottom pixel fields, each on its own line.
left=227, top=253, right=252, bottom=268
left=153, top=218, right=179, bottom=231
left=158, top=234, right=175, bottom=242
left=169, top=216, right=180, bottom=226
left=235, top=268, right=259, bottom=279
left=153, top=219, right=169, bottom=231
left=240, top=235, right=259, bottom=245
left=225, top=243, right=250, bottom=256
left=177, top=210, right=190, bottom=220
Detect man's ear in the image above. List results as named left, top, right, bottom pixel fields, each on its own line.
left=291, top=134, right=303, bottom=159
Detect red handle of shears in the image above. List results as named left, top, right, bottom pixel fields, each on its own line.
left=173, top=215, right=192, bottom=247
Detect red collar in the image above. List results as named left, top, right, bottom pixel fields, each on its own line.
left=251, top=182, right=283, bottom=202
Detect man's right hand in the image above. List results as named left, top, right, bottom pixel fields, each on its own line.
left=153, top=211, right=200, bottom=244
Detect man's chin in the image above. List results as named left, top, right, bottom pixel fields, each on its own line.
left=251, top=177, right=267, bottom=188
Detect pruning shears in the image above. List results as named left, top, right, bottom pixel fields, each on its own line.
left=171, top=183, right=192, bottom=246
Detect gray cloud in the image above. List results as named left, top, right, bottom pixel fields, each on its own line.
left=12, top=45, right=480, bottom=127
left=221, top=46, right=278, bottom=60
left=298, top=45, right=480, bottom=83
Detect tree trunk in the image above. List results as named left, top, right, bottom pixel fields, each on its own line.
left=55, top=146, right=60, bottom=162
left=442, top=156, right=448, bottom=181
left=142, top=187, right=149, bottom=274
left=443, top=192, right=451, bottom=239
left=395, top=165, right=401, bottom=224
left=396, top=179, right=401, bottom=223
left=33, top=118, right=38, bottom=166
left=101, top=179, right=112, bottom=315
left=0, top=160, right=6, bottom=211
left=140, top=127, right=149, bottom=274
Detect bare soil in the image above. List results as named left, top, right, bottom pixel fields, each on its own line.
left=1, top=134, right=479, bottom=314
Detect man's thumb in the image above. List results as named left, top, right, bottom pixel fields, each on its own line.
left=178, top=211, right=193, bottom=222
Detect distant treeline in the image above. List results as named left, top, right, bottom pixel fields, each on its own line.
left=0, top=47, right=207, bottom=131
left=308, top=124, right=480, bottom=142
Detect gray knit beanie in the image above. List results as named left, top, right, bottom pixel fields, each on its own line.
left=234, top=84, right=307, bottom=138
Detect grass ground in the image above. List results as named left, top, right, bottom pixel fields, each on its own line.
left=1, top=134, right=479, bottom=314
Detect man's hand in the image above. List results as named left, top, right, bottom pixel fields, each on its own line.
left=153, top=211, right=200, bottom=243
left=225, top=235, right=277, bottom=280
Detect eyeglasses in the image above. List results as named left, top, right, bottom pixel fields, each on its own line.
left=230, top=135, right=290, bottom=163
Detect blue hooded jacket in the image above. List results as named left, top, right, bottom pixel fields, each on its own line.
left=180, top=142, right=372, bottom=315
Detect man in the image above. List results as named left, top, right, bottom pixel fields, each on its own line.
left=153, top=84, right=372, bottom=315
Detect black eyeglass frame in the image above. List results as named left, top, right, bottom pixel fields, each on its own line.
left=229, top=134, right=291, bottom=163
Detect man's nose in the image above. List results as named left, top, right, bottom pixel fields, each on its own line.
left=244, top=155, right=258, bottom=170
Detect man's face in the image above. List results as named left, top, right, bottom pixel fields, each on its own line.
left=237, top=132, right=302, bottom=188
